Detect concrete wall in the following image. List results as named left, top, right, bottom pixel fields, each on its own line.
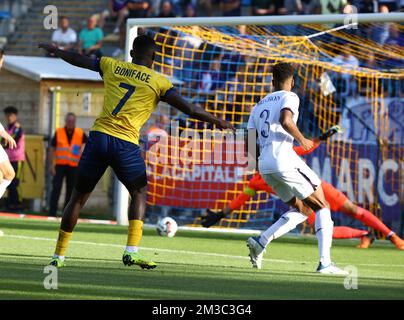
left=0, top=69, right=40, bottom=133
left=39, top=80, right=105, bottom=136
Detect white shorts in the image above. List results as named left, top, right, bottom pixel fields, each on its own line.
left=0, top=146, right=9, bottom=163
left=261, top=162, right=321, bottom=202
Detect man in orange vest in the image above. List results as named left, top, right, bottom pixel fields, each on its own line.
left=48, top=113, right=88, bottom=216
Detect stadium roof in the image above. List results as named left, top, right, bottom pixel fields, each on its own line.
left=3, top=56, right=183, bottom=84
left=4, top=56, right=102, bottom=82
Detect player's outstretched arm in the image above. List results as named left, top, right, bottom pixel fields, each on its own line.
left=164, top=92, right=235, bottom=130
left=279, top=109, right=313, bottom=151
left=38, top=43, right=99, bottom=72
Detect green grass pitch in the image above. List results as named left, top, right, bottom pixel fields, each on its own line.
left=0, top=217, right=403, bottom=300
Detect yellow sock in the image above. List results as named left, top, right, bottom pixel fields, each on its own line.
left=126, top=220, right=143, bottom=248
left=55, top=229, right=72, bottom=257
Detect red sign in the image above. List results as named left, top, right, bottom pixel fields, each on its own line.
left=146, top=135, right=248, bottom=208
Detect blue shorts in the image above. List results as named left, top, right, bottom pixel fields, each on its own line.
left=113, top=0, right=127, bottom=12
left=76, top=131, right=147, bottom=193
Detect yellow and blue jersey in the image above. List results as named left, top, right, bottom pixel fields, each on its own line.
left=92, top=57, right=174, bottom=145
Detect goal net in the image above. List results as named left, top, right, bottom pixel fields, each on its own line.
left=126, top=15, right=403, bottom=235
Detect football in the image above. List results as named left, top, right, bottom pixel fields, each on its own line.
left=156, top=217, right=178, bottom=238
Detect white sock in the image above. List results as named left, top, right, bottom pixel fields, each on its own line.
left=315, top=208, right=333, bottom=266
left=125, top=246, right=138, bottom=253
left=0, top=179, right=12, bottom=199
left=259, top=209, right=308, bottom=247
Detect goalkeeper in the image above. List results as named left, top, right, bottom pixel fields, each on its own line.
left=202, top=126, right=404, bottom=250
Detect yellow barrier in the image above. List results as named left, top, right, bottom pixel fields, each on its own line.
left=20, top=135, right=45, bottom=199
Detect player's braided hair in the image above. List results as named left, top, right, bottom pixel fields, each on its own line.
left=272, top=62, right=295, bottom=84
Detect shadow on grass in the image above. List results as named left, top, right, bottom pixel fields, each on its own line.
left=1, top=260, right=403, bottom=300
left=0, top=219, right=127, bottom=235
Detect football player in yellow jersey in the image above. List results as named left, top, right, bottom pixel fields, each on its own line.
left=39, top=35, right=233, bottom=269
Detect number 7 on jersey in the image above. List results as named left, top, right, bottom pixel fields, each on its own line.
left=112, top=82, right=136, bottom=116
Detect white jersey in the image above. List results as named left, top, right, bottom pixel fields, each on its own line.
left=247, top=90, right=304, bottom=173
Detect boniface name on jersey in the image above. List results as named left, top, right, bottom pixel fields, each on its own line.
left=114, top=66, right=151, bottom=83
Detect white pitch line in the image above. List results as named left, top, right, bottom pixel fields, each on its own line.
left=3, top=234, right=279, bottom=262
left=2, top=234, right=403, bottom=268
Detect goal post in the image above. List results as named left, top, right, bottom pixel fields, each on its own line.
left=125, top=13, right=404, bottom=28
left=114, top=13, right=404, bottom=235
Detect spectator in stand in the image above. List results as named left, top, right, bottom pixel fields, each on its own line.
left=361, top=51, right=379, bottom=70
left=170, top=0, right=184, bottom=15
left=199, top=54, right=222, bottom=93
left=252, top=0, right=289, bottom=15
left=384, top=23, right=404, bottom=69
left=144, top=114, right=170, bottom=153
left=342, top=3, right=355, bottom=13
left=340, top=3, right=363, bottom=37
left=363, top=51, right=378, bottom=69
left=378, top=0, right=400, bottom=11
left=285, top=0, right=303, bottom=14
left=183, top=3, right=197, bottom=17
left=51, top=16, right=77, bottom=51
left=300, top=0, right=312, bottom=13
left=238, top=24, right=248, bottom=35
left=126, top=0, right=152, bottom=18
left=332, top=44, right=359, bottom=68
left=358, top=51, right=382, bottom=94
left=181, top=0, right=212, bottom=16
left=112, top=19, right=127, bottom=59
left=198, top=0, right=213, bottom=16
left=274, top=0, right=288, bottom=14
left=78, top=16, right=104, bottom=58
left=308, top=0, right=347, bottom=14
left=332, top=44, right=359, bottom=97
left=370, top=5, right=391, bottom=45
left=252, top=0, right=275, bottom=15
left=385, top=23, right=404, bottom=47
left=2, top=107, right=25, bottom=212
left=99, top=0, right=129, bottom=34
left=158, top=0, right=177, bottom=17
left=358, top=0, right=377, bottom=13
left=220, top=0, right=242, bottom=16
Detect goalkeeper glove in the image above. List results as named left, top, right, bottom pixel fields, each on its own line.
left=319, top=125, right=344, bottom=141
left=201, top=209, right=226, bottom=228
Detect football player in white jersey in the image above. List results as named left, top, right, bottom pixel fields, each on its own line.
left=0, top=50, right=18, bottom=212
left=246, top=62, right=347, bottom=275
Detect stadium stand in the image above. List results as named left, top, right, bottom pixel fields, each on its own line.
left=5, top=0, right=106, bottom=56
left=3, top=1, right=404, bottom=57
left=0, top=0, right=31, bottom=46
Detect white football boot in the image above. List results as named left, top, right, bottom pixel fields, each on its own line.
left=246, top=236, right=265, bottom=269
left=316, top=262, right=349, bottom=275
